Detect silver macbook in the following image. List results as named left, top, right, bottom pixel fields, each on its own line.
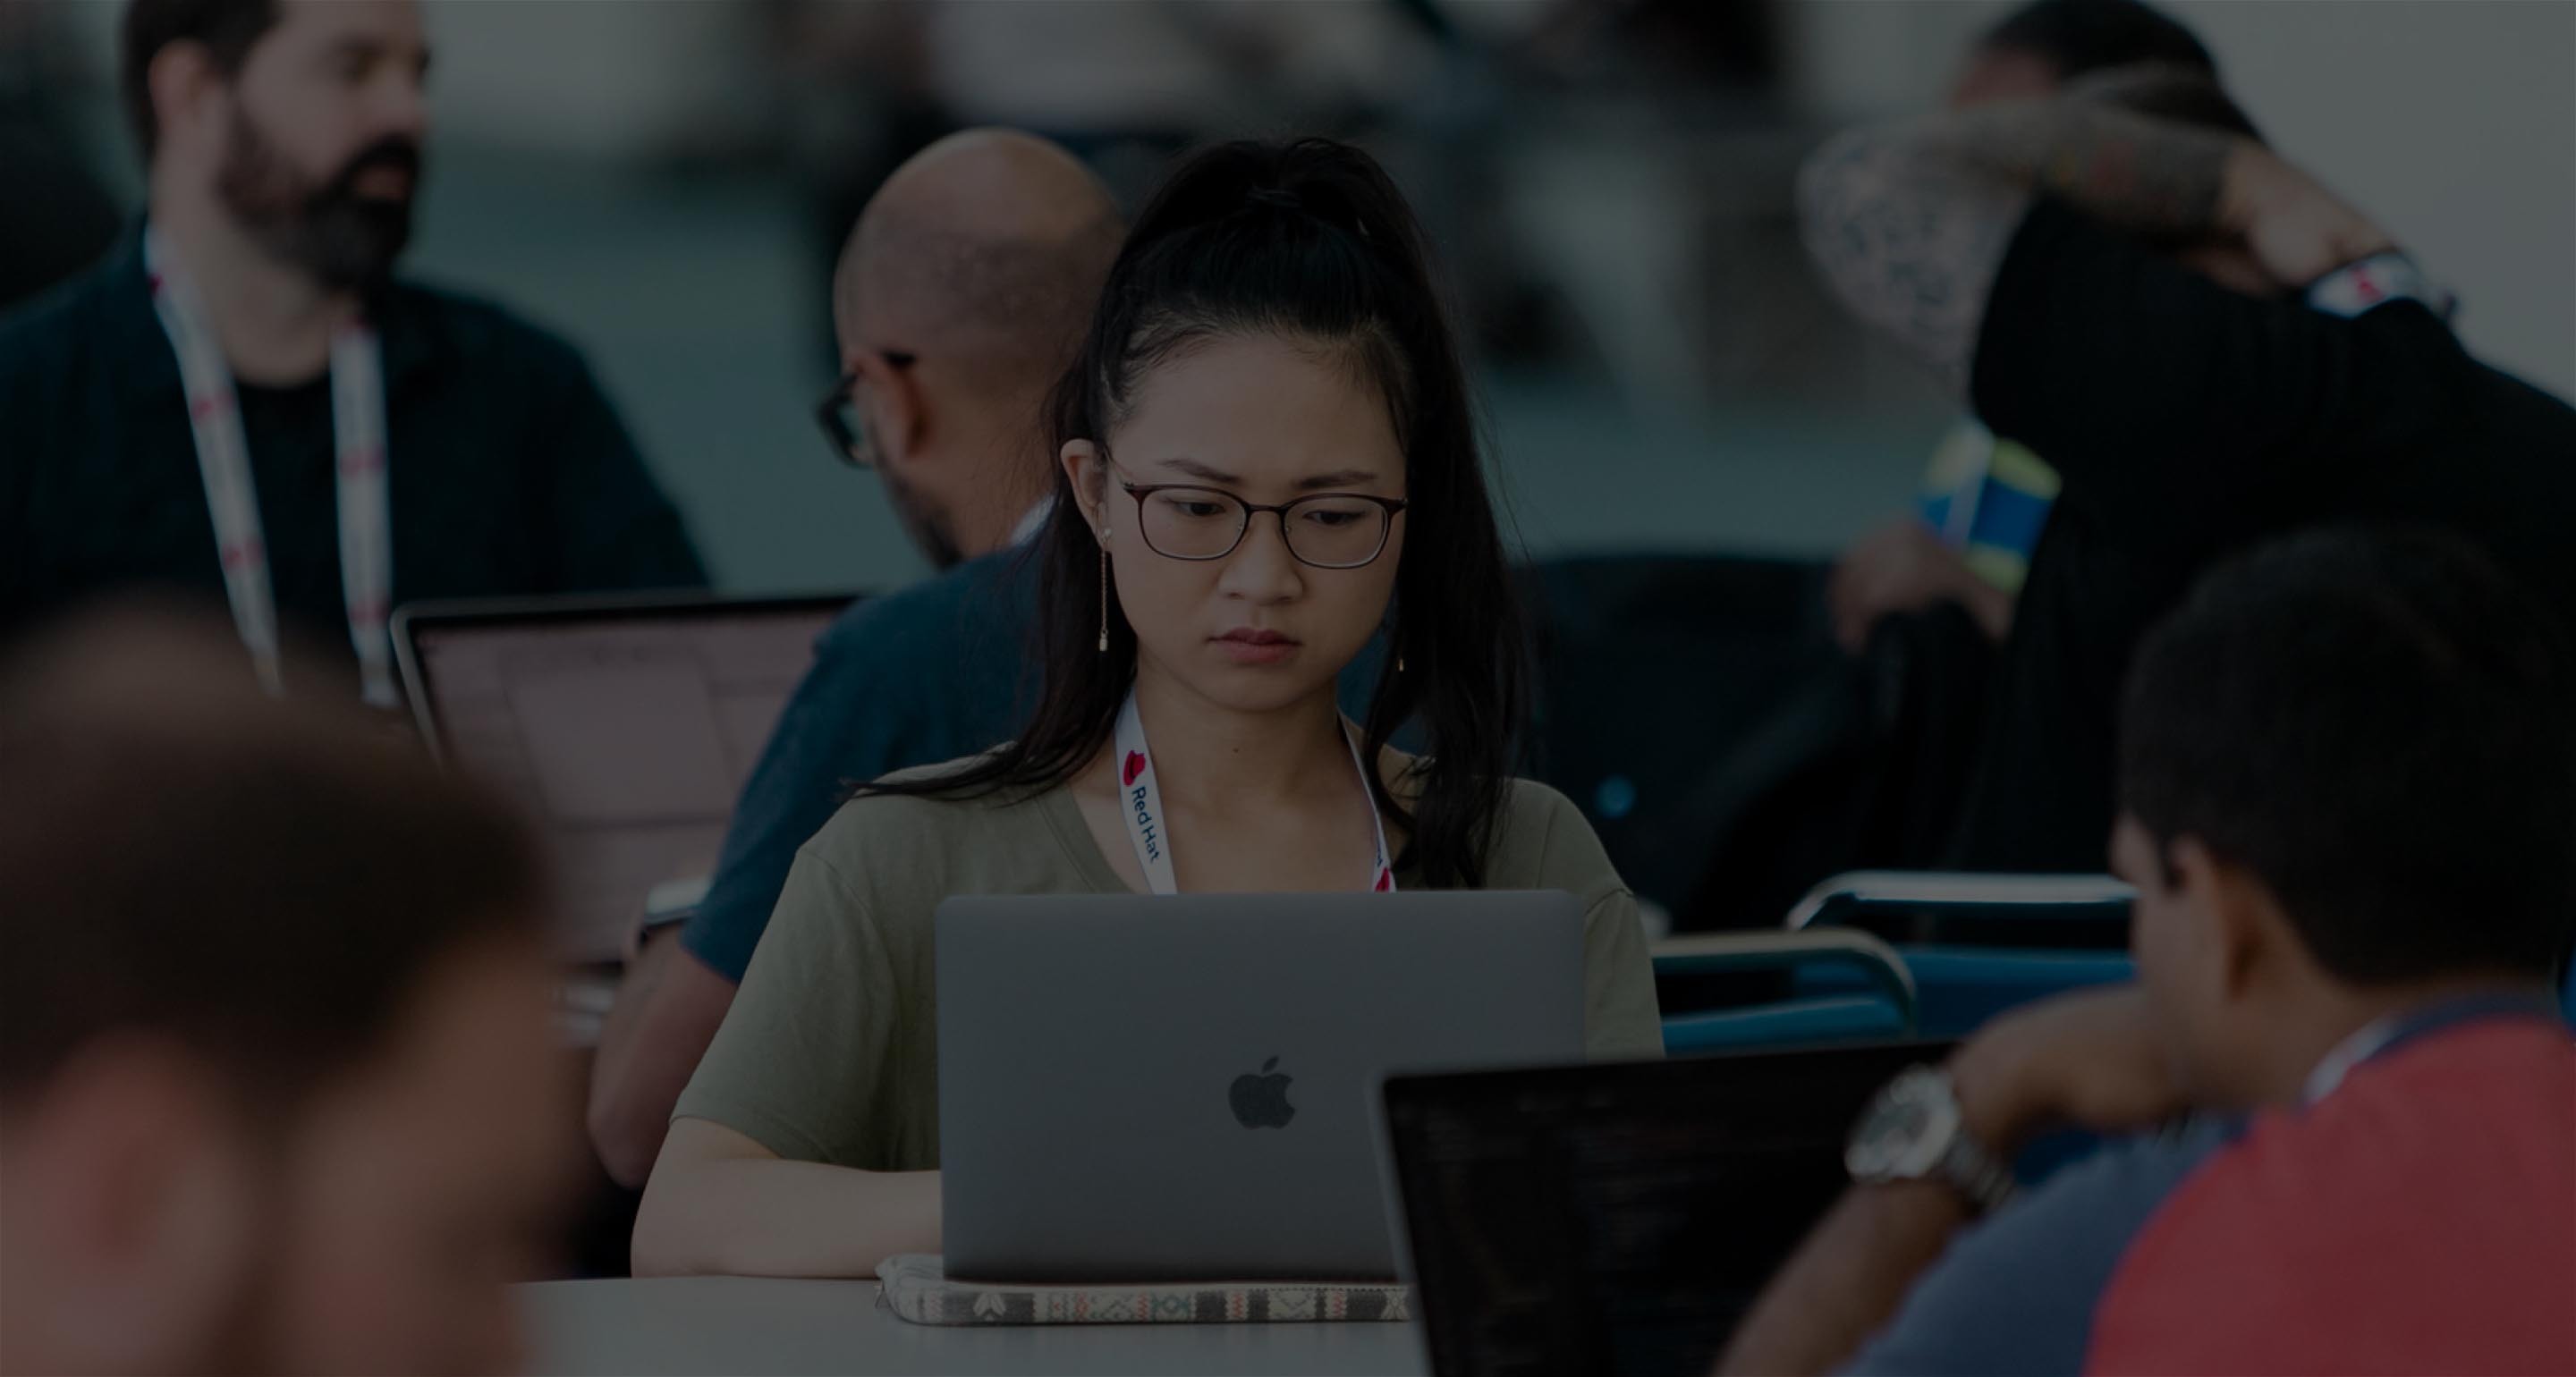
left=936, top=891, right=1589, bottom=1284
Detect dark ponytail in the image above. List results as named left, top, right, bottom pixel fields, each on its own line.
left=869, top=138, right=1529, bottom=888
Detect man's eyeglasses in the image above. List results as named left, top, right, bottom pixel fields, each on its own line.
left=815, top=351, right=918, bottom=469
left=1117, top=471, right=1408, bottom=570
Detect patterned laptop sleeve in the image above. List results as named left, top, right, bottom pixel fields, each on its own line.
left=877, top=1254, right=1412, bottom=1326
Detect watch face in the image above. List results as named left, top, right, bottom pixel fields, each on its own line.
left=1846, top=1066, right=1960, bottom=1183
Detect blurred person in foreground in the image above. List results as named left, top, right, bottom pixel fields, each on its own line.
left=0, top=611, right=575, bottom=1376
left=1827, top=0, right=2225, bottom=654
left=1796, top=62, right=2576, bottom=873
left=0, top=0, right=703, bottom=705
left=1723, top=528, right=2576, bottom=1376
left=585, top=130, right=1123, bottom=1187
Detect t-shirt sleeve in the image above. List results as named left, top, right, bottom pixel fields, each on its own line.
left=1837, top=1119, right=2233, bottom=1377
left=1580, top=888, right=1665, bottom=1061
left=1969, top=199, right=2456, bottom=544
left=682, top=620, right=906, bottom=983
left=526, top=338, right=708, bottom=593
left=1516, top=782, right=1665, bottom=1060
left=670, top=846, right=903, bottom=1167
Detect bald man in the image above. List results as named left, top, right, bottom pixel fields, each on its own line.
left=588, top=131, right=1121, bottom=1187
left=830, top=129, right=1124, bottom=566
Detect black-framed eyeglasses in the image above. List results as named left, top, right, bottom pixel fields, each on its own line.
left=815, top=350, right=918, bottom=469
left=1117, top=471, right=1408, bottom=570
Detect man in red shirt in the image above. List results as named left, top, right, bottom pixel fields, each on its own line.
left=1723, top=527, right=2576, bottom=1376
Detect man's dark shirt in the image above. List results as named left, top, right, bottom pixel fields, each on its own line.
left=1, top=230, right=707, bottom=688
left=1951, top=198, right=2576, bottom=868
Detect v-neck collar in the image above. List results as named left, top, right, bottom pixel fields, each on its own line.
left=1037, top=781, right=1139, bottom=895
left=1028, top=765, right=1428, bottom=897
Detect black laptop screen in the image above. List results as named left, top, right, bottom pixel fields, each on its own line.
left=1382, top=1042, right=1953, bottom=1377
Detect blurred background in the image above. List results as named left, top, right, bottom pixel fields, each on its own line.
left=7, top=0, right=2570, bottom=595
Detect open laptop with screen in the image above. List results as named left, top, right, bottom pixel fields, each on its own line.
left=1380, top=1041, right=1953, bottom=1377
left=394, top=591, right=853, bottom=962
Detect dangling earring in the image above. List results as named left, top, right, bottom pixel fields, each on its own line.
left=1097, top=528, right=1111, bottom=653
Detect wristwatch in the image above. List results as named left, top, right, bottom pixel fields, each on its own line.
left=1846, top=1065, right=2016, bottom=1215
left=2304, top=250, right=2456, bottom=322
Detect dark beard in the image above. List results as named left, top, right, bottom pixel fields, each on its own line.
left=216, top=108, right=420, bottom=291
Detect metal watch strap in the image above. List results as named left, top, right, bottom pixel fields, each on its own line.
left=1936, top=1128, right=2016, bottom=1215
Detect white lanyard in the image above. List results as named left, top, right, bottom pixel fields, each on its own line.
left=143, top=228, right=398, bottom=707
left=2300, top=1015, right=2407, bottom=1106
left=2299, top=993, right=2563, bottom=1105
left=1112, top=686, right=1395, bottom=896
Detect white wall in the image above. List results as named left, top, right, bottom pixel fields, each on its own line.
left=1785, top=0, right=2576, bottom=401
left=415, top=0, right=766, bottom=160
left=47, top=0, right=770, bottom=161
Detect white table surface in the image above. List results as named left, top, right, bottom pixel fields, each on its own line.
left=519, top=1278, right=1432, bottom=1376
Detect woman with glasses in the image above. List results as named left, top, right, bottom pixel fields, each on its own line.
left=633, top=138, right=1662, bottom=1279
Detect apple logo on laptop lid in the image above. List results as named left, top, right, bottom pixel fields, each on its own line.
left=1230, top=1057, right=1295, bottom=1129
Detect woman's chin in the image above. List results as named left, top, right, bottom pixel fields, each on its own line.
left=1179, top=660, right=1341, bottom=714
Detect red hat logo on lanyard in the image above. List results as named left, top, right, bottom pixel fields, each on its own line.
left=1111, top=688, right=1394, bottom=896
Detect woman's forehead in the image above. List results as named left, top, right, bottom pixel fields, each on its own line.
left=1114, top=334, right=1402, bottom=492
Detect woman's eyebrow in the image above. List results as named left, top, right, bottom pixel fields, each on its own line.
left=1146, top=457, right=1382, bottom=491
left=1151, top=457, right=1241, bottom=486
left=1296, top=469, right=1381, bottom=492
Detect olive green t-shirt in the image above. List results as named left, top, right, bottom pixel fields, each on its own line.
left=673, top=761, right=1664, bottom=1171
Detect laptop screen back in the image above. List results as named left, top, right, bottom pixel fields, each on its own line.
left=400, top=596, right=849, bottom=960
left=1382, top=1041, right=1953, bottom=1377
left=937, top=891, right=1589, bottom=1284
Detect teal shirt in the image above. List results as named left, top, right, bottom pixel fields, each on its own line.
left=682, top=549, right=1040, bottom=981
left=0, top=228, right=705, bottom=683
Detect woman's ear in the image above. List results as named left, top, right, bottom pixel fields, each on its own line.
left=1061, top=440, right=1108, bottom=545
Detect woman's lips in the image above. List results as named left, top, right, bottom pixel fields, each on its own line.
left=1215, top=629, right=1299, bottom=665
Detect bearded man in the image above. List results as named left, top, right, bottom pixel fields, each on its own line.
left=0, top=0, right=704, bottom=705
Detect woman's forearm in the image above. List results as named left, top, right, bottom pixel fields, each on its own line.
left=631, top=1153, right=941, bottom=1279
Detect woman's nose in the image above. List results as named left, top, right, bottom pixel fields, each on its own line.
left=1217, top=514, right=1306, bottom=603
